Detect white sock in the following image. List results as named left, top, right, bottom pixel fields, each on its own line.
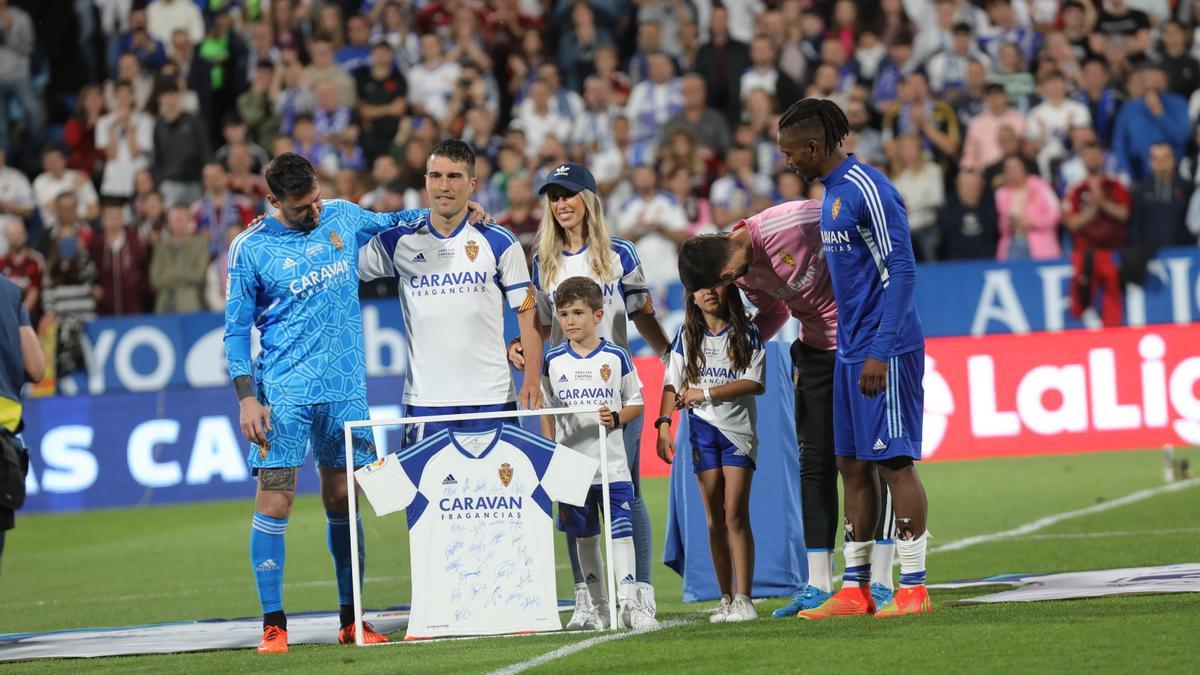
left=613, top=537, right=637, bottom=603
left=807, top=550, right=834, bottom=593
left=577, top=535, right=607, bottom=605
left=842, top=540, right=873, bottom=587
left=896, top=531, right=928, bottom=588
left=870, top=540, right=895, bottom=589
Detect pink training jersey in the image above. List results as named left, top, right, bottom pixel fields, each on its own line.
left=734, top=199, right=838, bottom=350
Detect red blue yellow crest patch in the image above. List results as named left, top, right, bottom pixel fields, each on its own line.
left=499, top=462, right=513, bottom=487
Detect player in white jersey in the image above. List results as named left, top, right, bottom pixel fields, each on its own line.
left=359, top=140, right=543, bottom=444
left=540, top=277, right=656, bottom=630
left=514, top=163, right=671, bottom=626
left=657, top=283, right=765, bottom=623
left=355, top=425, right=598, bottom=639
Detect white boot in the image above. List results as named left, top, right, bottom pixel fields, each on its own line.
left=637, top=582, right=657, bottom=618
left=566, top=582, right=600, bottom=630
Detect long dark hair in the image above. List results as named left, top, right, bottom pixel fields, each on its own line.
left=682, top=287, right=753, bottom=386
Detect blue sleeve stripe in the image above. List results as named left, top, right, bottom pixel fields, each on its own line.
left=530, top=252, right=542, bottom=290
left=505, top=281, right=532, bottom=291
left=479, top=222, right=519, bottom=259
left=844, top=169, right=892, bottom=288
left=227, top=221, right=266, bottom=268
left=846, top=165, right=893, bottom=257
left=610, top=237, right=642, bottom=270
left=603, top=344, right=634, bottom=375
left=501, top=424, right=555, bottom=451
left=378, top=223, right=420, bottom=261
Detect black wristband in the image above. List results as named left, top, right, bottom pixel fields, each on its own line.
left=611, top=409, right=621, bottom=430
left=653, top=415, right=672, bottom=430
left=234, top=375, right=255, bottom=401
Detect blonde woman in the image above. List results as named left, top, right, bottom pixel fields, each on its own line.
left=509, top=163, right=671, bottom=630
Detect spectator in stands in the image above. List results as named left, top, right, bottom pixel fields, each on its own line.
left=134, top=190, right=166, bottom=244
left=495, top=172, right=541, bottom=261
left=110, top=7, right=167, bottom=74
left=0, top=148, right=32, bottom=252
left=1043, top=32, right=1083, bottom=88
left=626, top=51, right=683, bottom=144
left=33, top=146, right=100, bottom=229
left=740, top=36, right=785, bottom=104
left=89, top=201, right=149, bottom=315
left=275, top=54, right=314, bottom=137
left=663, top=74, right=731, bottom=158
left=444, top=61, right=502, bottom=135
left=628, top=20, right=666, bottom=85
left=592, top=43, right=631, bottom=107
left=927, top=22, right=987, bottom=100
left=664, top=165, right=713, bottom=235
left=568, top=76, right=619, bottom=161
left=97, top=81, right=155, bottom=200
left=1026, top=70, right=1092, bottom=178
left=962, top=83, right=1027, bottom=172
left=245, top=21, right=279, bottom=80
left=694, top=6, right=750, bottom=124
left=408, top=33, right=460, bottom=122
left=882, top=71, right=961, bottom=171
left=512, top=79, right=572, bottom=160
left=709, top=144, right=772, bottom=228
left=336, top=15, right=373, bottom=73
left=990, top=42, right=1037, bottom=111
left=845, top=98, right=885, bottom=168
left=1130, top=143, right=1192, bottom=252
left=106, top=53, right=156, bottom=113
left=1113, top=63, right=1189, bottom=181
left=891, top=135, right=945, bottom=262
left=150, top=205, right=209, bottom=314
left=557, top=2, right=612, bottom=93
left=154, top=86, right=210, bottom=207
left=978, top=0, right=1040, bottom=65
left=305, top=37, right=357, bottom=107
left=952, top=58, right=990, bottom=127
left=1160, top=20, right=1200, bottom=99
left=1062, top=141, right=1131, bottom=327
left=355, top=42, right=408, bottom=162
left=658, top=128, right=708, bottom=192
left=312, top=81, right=355, bottom=148
left=192, top=162, right=253, bottom=258
left=224, top=144, right=268, bottom=210
left=937, top=169, right=999, bottom=260
left=995, top=154, right=1062, bottom=261
left=214, top=116, right=270, bottom=174
left=445, top=9, right=496, bottom=75
left=146, top=0, right=202, bottom=45
left=615, top=164, right=688, bottom=289
left=63, top=86, right=107, bottom=185
left=915, top=0, right=963, bottom=65
left=205, top=224, right=242, bottom=312
left=0, top=219, right=43, bottom=318
left=0, top=0, right=41, bottom=155
left=1058, top=126, right=1129, bottom=195
left=1095, top=0, right=1151, bottom=60
left=527, top=64, right=583, bottom=127
left=237, top=62, right=281, bottom=150
left=871, top=31, right=918, bottom=112
left=1074, top=57, right=1123, bottom=149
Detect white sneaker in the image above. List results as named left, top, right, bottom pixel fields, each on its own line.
left=593, top=600, right=613, bottom=629
left=627, top=602, right=659, bottom=629
left=566, top=583, right=595, bottom=630
left=724, top=594, right=758, bottom=622
left=636, top=582, right=657, bottom=618
left=709, top=595, right=733, bottom=623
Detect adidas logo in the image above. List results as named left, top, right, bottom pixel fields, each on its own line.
left=585, top=573, right=598, bottom=583
left=873, top=439, right=887, bottom=451
left=554, top=164, right=570, bottom=176
left=442, top=474, right=457, bottom=485
left=558, top=374, right=568, bottom=383
left=412, top=252, right=427, bottom=262
left=621, top=574, right=636, bottom=584
left=282, top=258, right=298, bottom=270
left=620, top=502, right=631, bottom=510
left=256, top=559, right=280, bottom=573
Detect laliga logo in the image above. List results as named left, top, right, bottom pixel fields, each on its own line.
left=921, top=356, right=954, bottom=458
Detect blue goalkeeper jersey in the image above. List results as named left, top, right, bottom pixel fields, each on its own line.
left=818, top=155, right=924, bottom=363
left=224, top=199, right=423, bottom=405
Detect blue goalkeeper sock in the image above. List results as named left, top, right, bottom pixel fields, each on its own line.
left=327, top=511, right=364, bottom=609
left=250, top=513, right=288, bottom=615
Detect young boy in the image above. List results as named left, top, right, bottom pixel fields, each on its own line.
left=541, top=276, right=654, bottom=630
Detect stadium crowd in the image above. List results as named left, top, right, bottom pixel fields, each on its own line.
left=3, top=0, right=1200, bottom=345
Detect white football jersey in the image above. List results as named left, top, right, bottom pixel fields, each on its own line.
left=355, top=425, right=597, bottom=639
left=541, top=339, right=643, bottom=485
left=359, top=214, right=535, bottom=406
left=664, top=323, right=765, bottom=459
left=531, top=238, right=652, bottom=350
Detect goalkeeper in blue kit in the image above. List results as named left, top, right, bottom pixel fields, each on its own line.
left=224, top=153, right=424, bottom=652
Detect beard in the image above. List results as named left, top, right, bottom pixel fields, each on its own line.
left=292, top=212, right=319, bottom=233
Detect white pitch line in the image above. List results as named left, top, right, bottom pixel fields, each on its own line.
left=1014, top=527, right=1200, bottom=542
left=488, top=619, right=689, bottom=675
left=930, top=478, right=1200, bottom=554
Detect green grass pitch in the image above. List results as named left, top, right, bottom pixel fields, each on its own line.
left=2, top=447, right=1198, bottom=673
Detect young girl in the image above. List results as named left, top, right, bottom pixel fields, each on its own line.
left=656, top=284, right=766, bottom=623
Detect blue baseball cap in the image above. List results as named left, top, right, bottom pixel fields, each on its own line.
left=538, top=163, right=597, bottom=196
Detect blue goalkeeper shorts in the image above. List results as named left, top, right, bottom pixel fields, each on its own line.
left=833, top=349, right=924, bottom=462
left=249, top=397, right=378, bottom=472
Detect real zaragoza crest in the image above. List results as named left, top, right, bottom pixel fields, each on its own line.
left=831, top=196, right=842, bottom=220
left=465, top=239, right=479, bottom=261
left=329, top=230, right=344, bottom=250
left=499, top=462, right=513, bottom=487
left=599, top=364, right=611, bottom=382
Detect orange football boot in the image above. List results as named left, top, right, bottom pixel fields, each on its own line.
left=338, top=621, right=390, bottom=644
left=257, top=626, right=288, bottom=653
left=874, top=585, right=933, bottom=618
left=796, top=585, right=876, bottom=619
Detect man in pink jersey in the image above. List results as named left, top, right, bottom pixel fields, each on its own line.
left=678, top=199, right=897, bottom=615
